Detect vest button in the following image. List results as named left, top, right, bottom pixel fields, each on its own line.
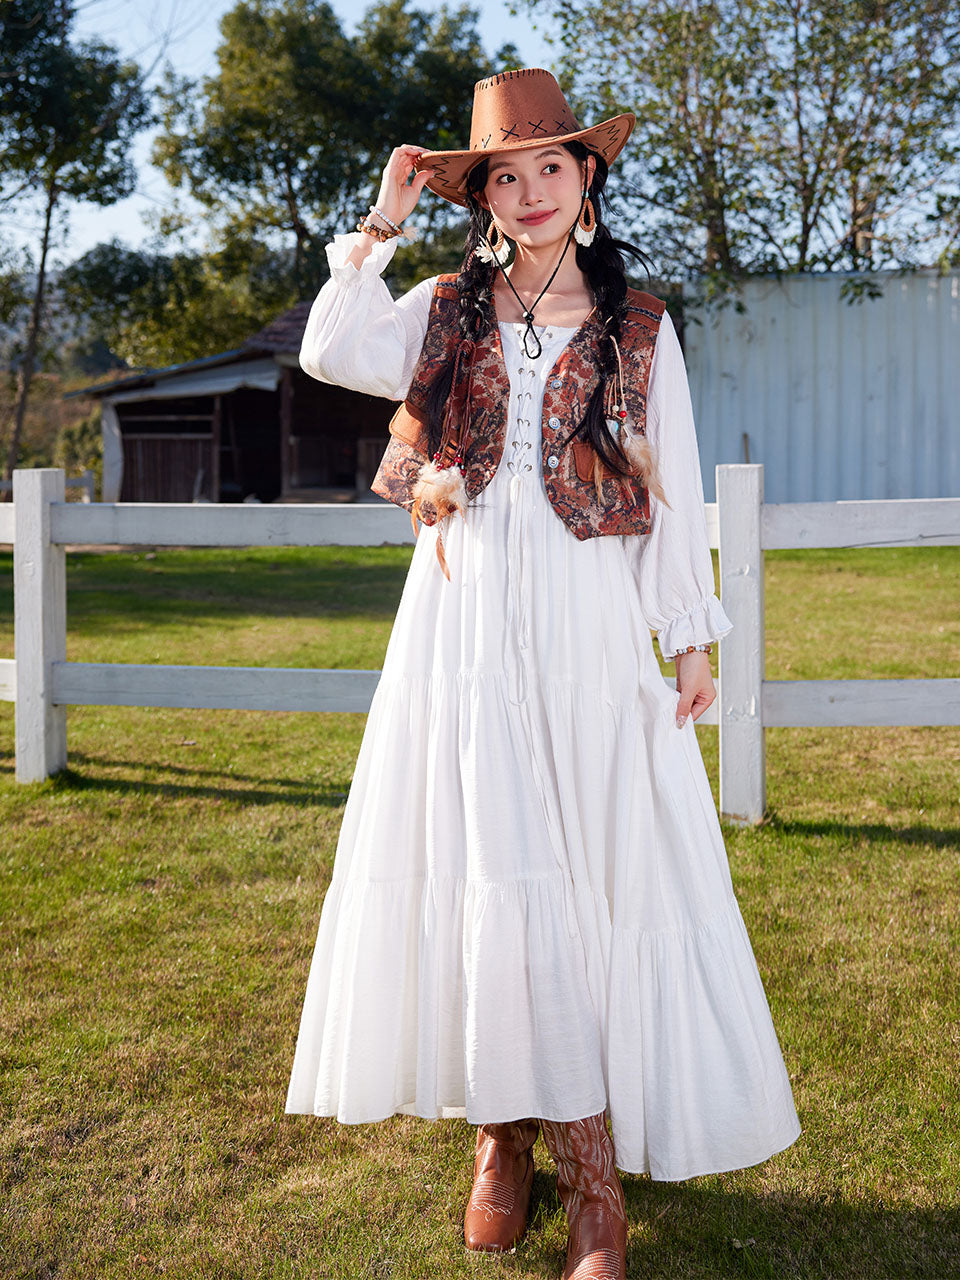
left=551, top=379, right=562, bottom=389
left=547, top=454, right=559, bottom=469
left=548, top=416, right=560, bottom=428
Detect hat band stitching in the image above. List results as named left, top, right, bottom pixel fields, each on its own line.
left=478, top=67, right=545, bottom=92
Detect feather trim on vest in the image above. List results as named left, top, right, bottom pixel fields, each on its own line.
left=371, top=275, right=665, bottom=569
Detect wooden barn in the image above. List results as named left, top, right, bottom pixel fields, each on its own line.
left=69, top=302, right=394, bottom=503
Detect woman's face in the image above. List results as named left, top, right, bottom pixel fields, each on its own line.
left=478, top=146, right=595, bottom=253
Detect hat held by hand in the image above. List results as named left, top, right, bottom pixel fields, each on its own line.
left=415, top=68, right=635, bottom=206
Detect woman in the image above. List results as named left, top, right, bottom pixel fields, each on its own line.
left=285, top=68, right=800, bottom=1280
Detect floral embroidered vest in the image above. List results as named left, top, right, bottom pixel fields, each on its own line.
left=371, top=274, right=665, bottom=540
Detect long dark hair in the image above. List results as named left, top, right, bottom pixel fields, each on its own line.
left=423, top=140, right=656, bottom=478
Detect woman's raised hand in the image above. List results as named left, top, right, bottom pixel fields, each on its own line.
left=344, top=146, right=434, bottom=271
left=374, top=145, right=436, bottom=227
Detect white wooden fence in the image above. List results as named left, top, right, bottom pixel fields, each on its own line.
left=2, top=466, right=958, bottom=823
left=0, top=468, right=95, bottom=503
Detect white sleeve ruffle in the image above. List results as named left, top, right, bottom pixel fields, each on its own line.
left=298, top=232, right=437, bottom=402
left=627, top=310, right=733, bottom=660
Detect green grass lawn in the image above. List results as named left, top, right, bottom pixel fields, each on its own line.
left=1, top=545, right=958, bottom=1280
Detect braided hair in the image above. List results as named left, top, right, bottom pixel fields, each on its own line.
left=423, top=140, right=657, bottom=479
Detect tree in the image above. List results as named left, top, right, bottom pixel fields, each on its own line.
left=0, top=0, right=151, bottom=483
left=59, top=236, right=299, bottom=369
left=53, top=407, right=103, bottom=496
left=517, top=0, right=960, bottom=282
left=152, top=0, right=516, bottom=298
left=0, top=243, right=29, bottom=334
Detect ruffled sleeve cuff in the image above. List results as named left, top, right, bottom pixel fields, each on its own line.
left=326, top=232, right=400, bottom=285
left=657, top=594, right=733, bottom=660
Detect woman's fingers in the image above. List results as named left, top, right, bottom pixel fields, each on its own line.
left=690, top=685, right=716, bottom=721
left=678, top=684, right=716, bottom=727
left=674, top=652, right=716, bottom=728
left=375, top=146, right=434, bottom=224
left=408, top=166, right=435, bottom=196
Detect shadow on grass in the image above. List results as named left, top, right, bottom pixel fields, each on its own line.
left=67, top=752, right=343, bottom=790
left=9, top=758, right=353, bottom=809
left=443, top=1166, right=958, bottom=1279
left=619, top=1178, right=960, bottom=1279
left=446, top=1152, right=960, bottom=1279
left=4, top=749, right=959, bottom=843
left=762, top=813, right=960, bottom=849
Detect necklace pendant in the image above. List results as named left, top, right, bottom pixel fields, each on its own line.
left=522, top=327, right=542, bottom=360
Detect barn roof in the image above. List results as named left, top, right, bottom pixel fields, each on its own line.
left=65, top=347, right=248, bottom=398
left=241, top=300, right=313, bottom=354
left=66, top=299, right=314, bottom=399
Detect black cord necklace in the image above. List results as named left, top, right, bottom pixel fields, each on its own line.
left=491, top=189, right=588, bottom=360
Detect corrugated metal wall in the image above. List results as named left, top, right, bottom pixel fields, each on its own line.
left=683, top=269, right=960, bottom=502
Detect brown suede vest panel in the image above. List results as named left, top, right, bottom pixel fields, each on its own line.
left=371, top=275, right=665, bottom=540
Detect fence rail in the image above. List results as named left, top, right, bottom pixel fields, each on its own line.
left=49, top=497, right=417, bottom=547
left=51, top=662, right=380, bottom=713
left=3, top=466, right=959, bottom=822
left=761, top=498, right=957, bottom=548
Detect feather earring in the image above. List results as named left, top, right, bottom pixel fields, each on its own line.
left=474, top=218, right=512, bottom=266
left=573, top=194, right=596, bottom=247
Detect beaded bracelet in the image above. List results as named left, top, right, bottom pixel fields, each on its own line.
left=674, top=643, right=713, bottom=657
left=356, top=216, right=397, bottom=243
left=356, top=205, right=407, bottom=242
left=369, top=205, right=403, bottom=234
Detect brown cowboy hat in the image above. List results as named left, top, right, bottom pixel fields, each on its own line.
left=414, top=67, right=635, bottom=207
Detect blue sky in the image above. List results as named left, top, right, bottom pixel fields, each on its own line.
left=6, top=0, right=555, bottom=265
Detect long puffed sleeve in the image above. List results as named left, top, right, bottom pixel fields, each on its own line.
left=298, top=232, right=437, bottom=401
left=628, top=309, right=733, bottom=660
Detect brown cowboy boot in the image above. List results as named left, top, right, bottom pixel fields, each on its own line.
left=463, top=1119, right=540, bottom=1252
left=540, top=1114, right=626, bottom=1280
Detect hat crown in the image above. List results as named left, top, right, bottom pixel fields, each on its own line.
left=468, top=68, right=581, bottom=153
left=415, top=66, right=635, bottom=205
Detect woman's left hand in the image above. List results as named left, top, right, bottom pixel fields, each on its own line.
left=674, top=651, right=716, bottom=728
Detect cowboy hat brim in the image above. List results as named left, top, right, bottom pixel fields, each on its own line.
left=415, top=112, right=636, bottom=207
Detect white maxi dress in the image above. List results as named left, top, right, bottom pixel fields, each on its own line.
left=285, top=233, right=801, bottom=1180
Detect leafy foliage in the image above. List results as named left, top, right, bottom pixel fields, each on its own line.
left=53, top=406, right=103, bottom=494
left=0, top=243, right=29, bottom=333
left=383, top=220, right=472, bottom=296
left=0, top=0, right=151, bottom=476
left=519, top=0, right=960, bottom=281
left=0, top=2, right=150, bottom=207
left=60, top=237, right=298, bottom=370
left=152, top=0, right=517, bottom=297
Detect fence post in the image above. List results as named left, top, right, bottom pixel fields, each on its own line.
left=14, top=468, right=67, bottom=782
left=717, top=463, right=765, bottom=824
